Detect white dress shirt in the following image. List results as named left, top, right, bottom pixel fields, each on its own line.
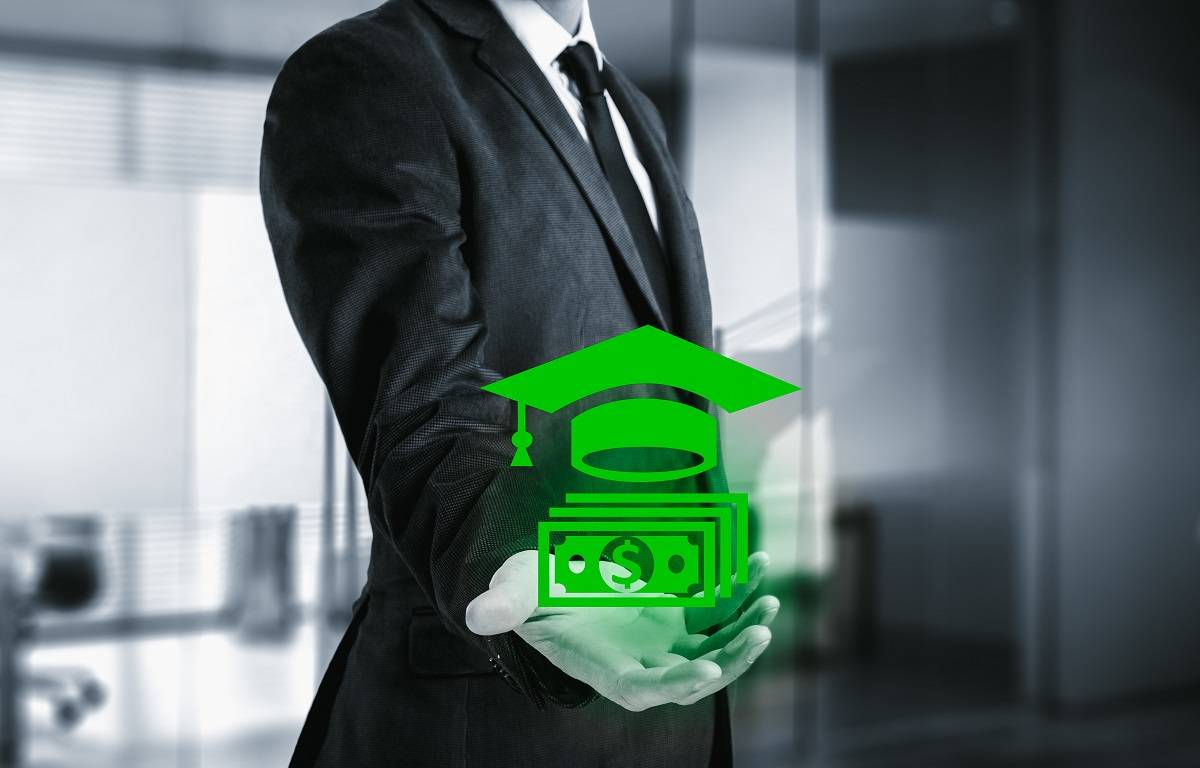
left=490, top=0, right=661, bottom=235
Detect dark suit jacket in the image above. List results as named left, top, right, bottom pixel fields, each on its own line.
left=260, top=1, right=730, bottom=765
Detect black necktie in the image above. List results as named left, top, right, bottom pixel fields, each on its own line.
left=557, top=41, right=674, bottom=327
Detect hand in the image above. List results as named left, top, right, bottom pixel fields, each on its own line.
left=466, top=550, right=778, bottom=711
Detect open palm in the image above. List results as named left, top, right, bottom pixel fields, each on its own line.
left=466, top=550, right=778, bottom=711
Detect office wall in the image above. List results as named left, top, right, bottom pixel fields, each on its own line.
left=0, top=183, right=190, bottom=516
left=687, top=45, right=805, bottom=334
left=1052, top=0, right=1200, bottom=704
left=818, top=222, right=1020, bottom=643
left=821, top=41, right=1026, bottom=644
left=191, top=190, right=327, bottom=512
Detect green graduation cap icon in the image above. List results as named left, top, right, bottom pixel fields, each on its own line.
left=482, top=326, right=800, bottom=483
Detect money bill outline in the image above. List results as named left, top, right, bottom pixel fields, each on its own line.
left=538, top=520, right=717, bottom=607
left=554, top=493, right=750, bottom=597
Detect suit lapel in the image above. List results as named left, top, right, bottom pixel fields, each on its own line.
left=604, top=67, right=714, bottom=351
left=415, top=0, right=698, bottom=336
left=472, top=30, right=669, bottom=330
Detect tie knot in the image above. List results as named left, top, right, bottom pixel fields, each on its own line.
left=558, top=41, right=604, bottom=98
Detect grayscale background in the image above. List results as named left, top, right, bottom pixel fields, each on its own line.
left=1, top=0, right=1197, bottom=766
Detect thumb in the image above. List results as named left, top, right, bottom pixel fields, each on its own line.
left=465, top=550, right=539, bottom=636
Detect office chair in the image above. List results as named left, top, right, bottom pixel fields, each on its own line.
left=24, top=515, right=107, bottom=729
left=0, top=513, right=107, bottom=764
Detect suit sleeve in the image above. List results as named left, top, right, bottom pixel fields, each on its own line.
left=259, top=28, right=586, bottom=707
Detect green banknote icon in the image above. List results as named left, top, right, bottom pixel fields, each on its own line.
left=537, top=496, right=748, bottom=607
left=558, top=495, right=747, bottom=596
left=539, top=520, right=717, bottom=608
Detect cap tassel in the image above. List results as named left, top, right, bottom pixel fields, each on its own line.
left=510, top=401, right=533, bottom=467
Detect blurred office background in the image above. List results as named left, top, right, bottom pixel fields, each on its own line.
left=1, top=0, right=1197, bottom=766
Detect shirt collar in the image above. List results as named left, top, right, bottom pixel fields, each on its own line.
left=490, top=0, right=603, bottom=71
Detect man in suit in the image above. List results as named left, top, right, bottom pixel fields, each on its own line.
left=260, top=0, right=779, bottom=765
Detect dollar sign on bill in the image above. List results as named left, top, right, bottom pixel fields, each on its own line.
left=610, top=538, right=644, bottom=590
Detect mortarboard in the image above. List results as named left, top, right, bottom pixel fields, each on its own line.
left=482, top=326, right=800, bottom=482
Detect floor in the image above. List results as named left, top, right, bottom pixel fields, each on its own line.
left=22, top=625, right=319, bottom=768
left=733, top=637, right=1200, bottom=767
left=15, top=628, right=1200, bottom=767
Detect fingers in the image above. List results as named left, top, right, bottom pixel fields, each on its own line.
left=689, top=595, right=779, bottom=658
left=684, top=551, right=770, bottom=634
left=465, top=550, right=538, bottom=635
left=609, top=659, right=722, bottom=712
left=605, top=622, right=774, bottom=711
left=676, top=625, right=772, bottom=706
